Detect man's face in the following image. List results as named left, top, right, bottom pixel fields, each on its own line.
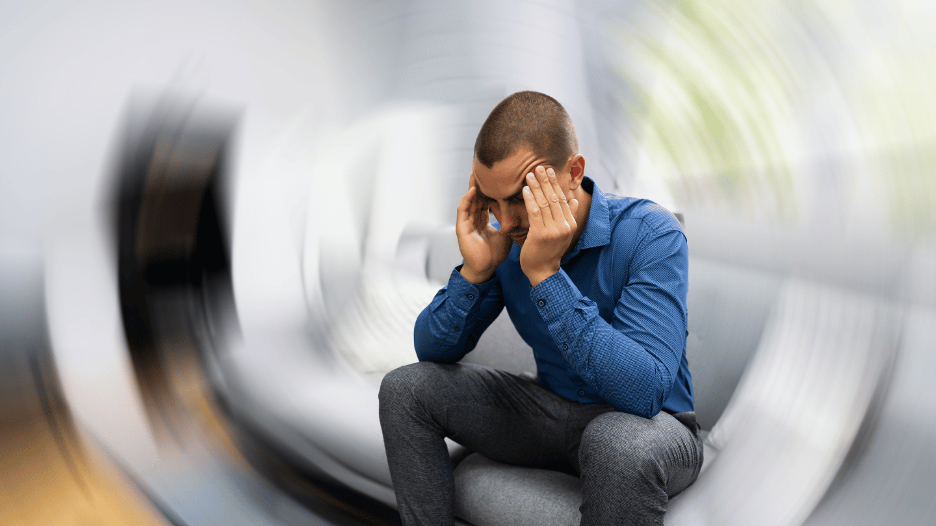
left=471, top=146, right=572, bottom=247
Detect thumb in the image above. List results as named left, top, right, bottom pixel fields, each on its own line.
left=569, top=198, right=579, bottom=219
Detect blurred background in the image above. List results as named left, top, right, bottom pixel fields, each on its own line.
left=1, top=0, right=934, bottom=525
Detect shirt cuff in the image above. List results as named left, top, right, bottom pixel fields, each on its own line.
left=529, top=269, right=583, bottom=324
left=447, top=266, right=497, bottom=314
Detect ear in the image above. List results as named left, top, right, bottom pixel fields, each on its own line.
left=567, top=154, right=586, bottom=190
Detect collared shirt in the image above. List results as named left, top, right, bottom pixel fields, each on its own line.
left=414, top=177, right=693, bottom=418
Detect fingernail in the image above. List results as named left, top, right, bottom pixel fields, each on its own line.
left=527, top=172, right=535, bottom=181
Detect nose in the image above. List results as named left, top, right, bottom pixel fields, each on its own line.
left=495, top=202, right=522, bottom=232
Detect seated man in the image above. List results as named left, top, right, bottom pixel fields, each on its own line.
left=379, top=91, right=701, bottom=526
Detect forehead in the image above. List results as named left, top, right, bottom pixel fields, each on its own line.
left=472, top=147, right=548, bottom=199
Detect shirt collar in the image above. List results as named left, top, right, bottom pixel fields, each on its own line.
left=565, top=176, right=611, bottom=260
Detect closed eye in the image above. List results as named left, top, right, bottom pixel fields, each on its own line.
left=476, top=188, right=525, bottom=205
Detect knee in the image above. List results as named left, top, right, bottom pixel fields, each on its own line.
left=579, top=412, right=662, bottom=480
left=378, top=361, right=446, bottom=413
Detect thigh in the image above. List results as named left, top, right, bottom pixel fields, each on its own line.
left=381, top=361, right=576, bottom=466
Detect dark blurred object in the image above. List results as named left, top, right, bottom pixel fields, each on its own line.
left=107, top=92, right=404, bottom=525
left=110, top=92, right=239, bottom=441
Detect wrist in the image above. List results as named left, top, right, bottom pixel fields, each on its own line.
left=460, top=265, right=495, bottom=284
left=524, top=266, right=559, bottom=287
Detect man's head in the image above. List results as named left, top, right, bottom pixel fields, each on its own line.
left=471, top=91, right=586, bottom=247
left=474, top=91, right=578, bottom=170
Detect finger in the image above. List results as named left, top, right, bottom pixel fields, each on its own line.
left=545, top=167, right=567, bottom=201
left=457, top=185, right=477, bottom=228
left=534, top=166, right=563, bottom=226
left=545, top=167, right=573, bottom=227
left=526, top=169, right=554, bottom=223
left=466, top=173, right=492, bottom=229
left=475, top=194, right=490, bottom=231
left=522, top=184, right=544, bottom=227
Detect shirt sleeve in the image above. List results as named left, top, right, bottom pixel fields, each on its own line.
left=413, top=266, right=505, bottom=363
left=530, top=228, right=689, bottom=418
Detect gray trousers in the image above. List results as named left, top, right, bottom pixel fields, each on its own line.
left=378, top=361, right=703, bottom=526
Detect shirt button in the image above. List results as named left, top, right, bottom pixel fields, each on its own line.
left=537, top=299, right=546, bottom=307
left=562, top=344, right=568, bottom=350
left=467, top=294, right=474, bottom=300
left=579, top=390, right=586, bottom=396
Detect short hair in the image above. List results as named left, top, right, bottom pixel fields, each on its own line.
left=474, top=91, right=579, bottom=169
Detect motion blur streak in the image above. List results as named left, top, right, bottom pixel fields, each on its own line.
left=0, top=257, right=172, bottom=525
left=1, top=0, right=934, bottom=525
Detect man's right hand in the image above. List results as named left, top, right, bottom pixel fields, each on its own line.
left=456, top=174, right=512, bottom=284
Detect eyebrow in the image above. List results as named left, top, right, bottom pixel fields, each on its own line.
left=477, top=186, right=526, bottom=202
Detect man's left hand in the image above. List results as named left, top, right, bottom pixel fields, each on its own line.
left=519, top=166, right=580, bottom=287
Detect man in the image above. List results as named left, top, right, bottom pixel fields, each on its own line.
left=379, top=91, right=701, bottom=525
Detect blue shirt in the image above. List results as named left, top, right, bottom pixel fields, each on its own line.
left=414, top=177, right=693, bottom=418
